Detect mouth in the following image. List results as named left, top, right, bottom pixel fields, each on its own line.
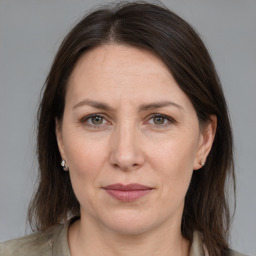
left=103, top=183, right=154, bottom=202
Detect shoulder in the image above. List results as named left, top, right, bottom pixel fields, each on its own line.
left=0, top=224, right=64, bottom=256
left=192, top=231, right=249, bottom=256
left=230, top=249, right=249, bottom=256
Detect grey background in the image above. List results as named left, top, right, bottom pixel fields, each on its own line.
left=0, top=0, right=255, bottom=255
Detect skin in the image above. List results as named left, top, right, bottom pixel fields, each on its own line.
left=56, top=44, right=216, bottom=256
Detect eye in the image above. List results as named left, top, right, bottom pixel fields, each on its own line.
left=152, top=115, right=167, bottom=125
left=148, top=114, right=175, bottom=127
left=90, top=115, right=104, bottom=125
left=80, top=114, right=109, bottom=127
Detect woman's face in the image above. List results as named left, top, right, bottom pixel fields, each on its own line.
left=56, top=44, right=215, bottom=235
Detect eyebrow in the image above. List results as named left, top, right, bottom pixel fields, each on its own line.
left=73, top=99, right=114, bottom=111
left=138, top=101, right=184, bottom=112
left=73, top=99, right=184, bottom=112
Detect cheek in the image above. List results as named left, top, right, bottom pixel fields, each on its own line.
left=151, top=133, right=198, bottom=171
left=62, top=130, right=108, bottom=197
left=63, top=138, right=110, bottom=217
left=149, top=132, right=198, bottom=197
left=63, top=124, right=106, bottom=169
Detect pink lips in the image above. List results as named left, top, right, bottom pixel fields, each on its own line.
left=103, top=183, right=153, bottom=202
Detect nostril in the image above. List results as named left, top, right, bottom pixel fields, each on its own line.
left=112, top=162, right=140, bottom=172
left=109, top=144, right=145, bottom=171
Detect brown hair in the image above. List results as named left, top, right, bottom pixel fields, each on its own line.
left=28, top=2, right=235, bottom=255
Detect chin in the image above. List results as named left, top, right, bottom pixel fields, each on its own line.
left=106, top=222, right=154, bottom=236
left=98, top=210, right=159, bottom=236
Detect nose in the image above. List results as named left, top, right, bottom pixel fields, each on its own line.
left=109, top=122, right=145, bottom=171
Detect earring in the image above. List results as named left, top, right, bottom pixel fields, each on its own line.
left=61, top=159, right=69, bottom=171
left=199, top=159, right=205, bottom=166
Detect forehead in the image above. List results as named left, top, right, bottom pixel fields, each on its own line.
left=69, top=44, right=173, bottom=85
left=66, top=44, right=194, bottom=112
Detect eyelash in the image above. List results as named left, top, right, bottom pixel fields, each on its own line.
left=79, top=113, right=109, bottom=129
left=79, top=113, right=176, bottom=128
left=147, top=113, right=176, bottom=128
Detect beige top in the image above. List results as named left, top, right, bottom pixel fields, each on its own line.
left=0, top=220, right=246, bottom=256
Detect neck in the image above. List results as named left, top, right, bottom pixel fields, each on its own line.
left=68, top=216, right=191, bottom=256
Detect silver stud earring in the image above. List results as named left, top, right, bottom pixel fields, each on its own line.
left=199, top=160, right=205, bottom=166
left=61, top=159, right=69, bottom=171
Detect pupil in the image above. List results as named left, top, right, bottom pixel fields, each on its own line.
left=92, top=116, right=103, bottom=125
left=154, top=116, right=164, bottom=124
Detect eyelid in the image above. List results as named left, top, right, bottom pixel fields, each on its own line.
left=79, top=113, right=111, bottom=126
left=79, top=112, right=177, bottom=128
left=146, top=113, right=177, bottom=126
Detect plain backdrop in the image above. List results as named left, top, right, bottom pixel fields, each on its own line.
left=0, top=0, right=255, bottom=255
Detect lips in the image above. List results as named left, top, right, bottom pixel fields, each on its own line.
left=103, top=183, right=153, bottom=202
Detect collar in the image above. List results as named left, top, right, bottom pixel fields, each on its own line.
left=52, top=219, right=206, bottom=256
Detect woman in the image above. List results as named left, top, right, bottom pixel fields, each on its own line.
left=0, top=2, right=247, bottom=256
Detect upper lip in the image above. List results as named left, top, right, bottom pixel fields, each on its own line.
left=103, top=183, right=152, bottom=191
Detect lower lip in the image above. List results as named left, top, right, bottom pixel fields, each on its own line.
left=105, top=189, right=153, bottom=202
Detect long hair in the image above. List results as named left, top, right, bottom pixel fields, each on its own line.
left=28, top=2, right=235, bottom=256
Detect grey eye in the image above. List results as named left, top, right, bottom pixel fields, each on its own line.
left=91, top=116, right=104, bottom=125
left=153, top=116, right=166, bottom=125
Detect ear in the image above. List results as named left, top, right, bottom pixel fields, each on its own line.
left=193, top=115, right=217, bottom=170
left=55, top=118, right=67, bottom=161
